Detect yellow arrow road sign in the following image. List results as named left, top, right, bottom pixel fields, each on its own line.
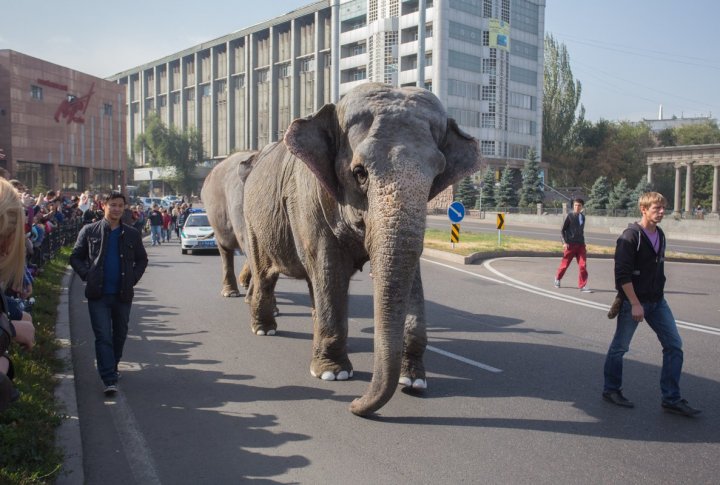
left=496, top=213, right=505, bottom=230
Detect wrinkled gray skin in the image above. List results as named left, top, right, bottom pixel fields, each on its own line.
left=243, top=83, right=480, bottom=416
left=201, top=151, right=257, bottom=297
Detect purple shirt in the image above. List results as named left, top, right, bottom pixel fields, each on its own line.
left=642, top=227, right=660, bottom=254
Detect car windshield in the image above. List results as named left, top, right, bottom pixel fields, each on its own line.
left=185, top=215, right=209, bottom=227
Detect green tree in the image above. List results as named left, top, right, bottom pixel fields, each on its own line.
left=674, top=120, right=720, bottom=145
left=656, top=128, right=677, bottom=146
left=608, top=178, right=631, bottom=211
left=495, top=166, right=518, bottom=208
left=134, top=114, right=204, bottom=198
left=586, top=176, right=611, bottom=210
left=630, top=175, right=653, bottom=207
left=455, top=176, right=479, bottom=209
left=479, top=168, right=496, bottom=209
left=518, top=147, right=544, bottom=207
left=543, top=33, right=584, bottom=186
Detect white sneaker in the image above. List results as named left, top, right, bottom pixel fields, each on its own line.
left=553, top=279, right=561, bottom=288
left=580, top=286, right=593, bottom=293
left=103, top=384, right=118, bottom=396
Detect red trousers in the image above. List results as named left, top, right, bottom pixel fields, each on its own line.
left=556, top=243, right=588, bottom=288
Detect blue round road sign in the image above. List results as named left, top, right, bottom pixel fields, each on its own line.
left=447, top=201, right=465, bottom=223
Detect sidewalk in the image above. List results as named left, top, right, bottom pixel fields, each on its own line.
left=54, top=268, right=84, bottom=485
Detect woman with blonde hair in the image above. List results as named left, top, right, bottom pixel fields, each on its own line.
left=0, top=178, right=36, bottom=411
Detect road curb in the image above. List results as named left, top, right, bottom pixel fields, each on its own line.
left=54, top=267, right=84, bottom=485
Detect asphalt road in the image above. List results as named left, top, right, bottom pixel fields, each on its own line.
left=426, top=214, right=720, bottom=256
left=67, top=238, right=720, bottom=484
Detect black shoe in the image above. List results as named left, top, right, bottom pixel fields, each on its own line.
left=662, top=399, right=701, bottom=417
left=602, top=390, right=635, bottom=408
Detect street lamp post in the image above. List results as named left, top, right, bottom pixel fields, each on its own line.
left=149, top=170, right=153, bottom=197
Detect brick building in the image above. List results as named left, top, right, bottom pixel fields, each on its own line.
left=0, top=50, right=127, bottom=193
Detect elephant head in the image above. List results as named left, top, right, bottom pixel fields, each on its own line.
left=284, top=83, right=480, bottom=415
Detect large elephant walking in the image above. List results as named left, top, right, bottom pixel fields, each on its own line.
left=243, top=83, right=480, bottom=416
left=201, top=150, right=258, bottom=297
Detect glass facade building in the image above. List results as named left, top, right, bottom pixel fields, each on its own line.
left=110, top=0, right=545, bottom=176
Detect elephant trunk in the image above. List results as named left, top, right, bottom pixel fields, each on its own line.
left=350, top=207, right=425, bottom=417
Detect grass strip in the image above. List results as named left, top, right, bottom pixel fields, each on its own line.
left=424, top=228, right=720, bottom=262
left=0, top=248, right=70, bottom=484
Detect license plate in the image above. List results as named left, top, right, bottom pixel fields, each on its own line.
left=197, top=240, right=216, bottom=248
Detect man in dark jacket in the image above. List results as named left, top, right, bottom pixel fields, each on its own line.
left=602, top=192, right=700, bottom=417
left=70, top=192, right=148, bottom=396
left=554, top=198, right=591, bottom=292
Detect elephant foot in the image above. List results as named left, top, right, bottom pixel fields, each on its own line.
left=221, top=288, right=241, bottom=297
left=399, top=376, right=427, bottom=390
left=251, top=320, right=277, bottom=336
left=311, top=369, right=354, bottom=381
left=310, top=357, right=353, bottom=382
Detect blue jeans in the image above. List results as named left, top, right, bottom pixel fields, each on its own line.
left=150, top=225, right=162, bottom=245
left=88, top=295, right=132, bottom=385
left=603, top=298, right=684, bottom=403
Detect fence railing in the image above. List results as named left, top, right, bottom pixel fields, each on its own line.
left=29, top=218, right=83, bottom=268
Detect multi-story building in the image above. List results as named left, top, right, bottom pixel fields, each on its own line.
left=0, top=50, right=127, bottom=192
left=110, top=0, right=545, bottom=190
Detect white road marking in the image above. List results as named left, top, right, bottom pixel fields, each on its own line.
left=419, top=256, right=720, bottom=337
left=427, top=345, right=502, bottom=373
left=105, top=383, right=162, bottom=484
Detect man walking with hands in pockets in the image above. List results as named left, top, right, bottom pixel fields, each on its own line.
left=602, top=192, right=700, bottom=416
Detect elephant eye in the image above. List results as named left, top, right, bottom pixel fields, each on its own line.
left=352, top=165, right=368, bottom=184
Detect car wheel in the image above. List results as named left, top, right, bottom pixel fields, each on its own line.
left=181, top=249, right=188, bottom=255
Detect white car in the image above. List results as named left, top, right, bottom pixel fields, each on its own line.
left=180, top=210, right=217, bottom=254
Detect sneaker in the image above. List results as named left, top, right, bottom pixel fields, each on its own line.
left=602, top=390, right=635, bottom=408
left=103, top=384, right=118, bottom=396
left=553, top=279, right=561, bottom=288
left=662, top=399, right=701, bottom=417
left=580, top=286, right=593, bottom=293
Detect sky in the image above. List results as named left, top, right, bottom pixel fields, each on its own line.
left=1, top=0, right=718, bottom=122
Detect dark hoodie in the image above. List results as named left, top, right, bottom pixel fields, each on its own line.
left=614, top=222, right=666, bottom=303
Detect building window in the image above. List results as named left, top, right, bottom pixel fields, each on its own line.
left=186, top=89, right=195, bottom=101
left=483, top=31, right=490, bottom=47
left=103, top=103, right=113, bottom=116
left=448, top=79, right=481, bottom=99
left=482, top=58, right=496, bottom=75
left=158, top=96, right=167, bottom=108
left=31, top=85, right=43, bottom=100
left=511, top=39, right=538, bottom=60
left=448, top=50, right=483, bottom=73
left=300, top=58, right=314, bottom=72
left=482, top=113, right=495, bottom=128
left=481, top=85, right=496, bottom=101
left=201, top=84, right=211, bottom=97
left=232, top=76, right=245, bottom=89
left=448, top=108, right=480, bottom=128
left=510, top=65, right=538, bottom=86
left=483, top=0, right=493, bottom=17
left=257, top=69, right=269, bottom=83
left=278, top=64, right=291, bottom=78
left=509, top=91, right=536, bottom=110
left=449, top=0, right=482, bottom=17
left=509, top=143, right=531, bottom=159
left=449, top=21, right=484, bottom=46
left=511, top=0, right=539, bottom=35
left=509, top=117, right=536, bottom=135
left=481, top=140, right=495, bottom=156
left=352, top=68, right=367, bottom=81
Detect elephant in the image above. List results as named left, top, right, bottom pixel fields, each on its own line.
left=201, top=150, right=258, bottom=298
left=242, top=82, right=481, bottom=416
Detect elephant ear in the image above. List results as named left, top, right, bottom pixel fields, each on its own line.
left=284, top=104, right=341, bottom=200
left=429, top=118, right=482, bottom=201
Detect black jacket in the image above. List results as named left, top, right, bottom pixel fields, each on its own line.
left=614, top=222, right=666, bottom=303
left=70, top=219, right=148, bottom=303
left=560, top=212, right=586, bottom=245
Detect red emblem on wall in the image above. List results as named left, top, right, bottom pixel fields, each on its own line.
left=54, top=83, right=95, bottom=124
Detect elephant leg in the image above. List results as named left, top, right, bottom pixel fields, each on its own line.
left=309, top=261, right=353, bottom=381
left=249, top=269, right=279, bottom=336
left=238, top=261, right=251, bottom=289
left=399, top=265, right=428, bottom=390
left=218, top=245, right=241, bottom=297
